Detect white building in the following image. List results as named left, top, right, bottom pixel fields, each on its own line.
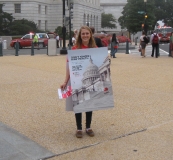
left=0, top=0, right=102, bottom=32
left=100, top=0, right=127, bottom=32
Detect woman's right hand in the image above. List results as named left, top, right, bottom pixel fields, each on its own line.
left=60, top=82, right=67, bottom=91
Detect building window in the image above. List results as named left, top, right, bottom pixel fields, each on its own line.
left=83, top=14, right=86, bottom=25
left=45, top=20, right=47, bottom=31
left=38, top=5, right=41, bottom=14
left=38, top=20, right=41, bottom=29
left=45, top=6, right=47, bottom=14
left=14, top=4, right=21, bottom=13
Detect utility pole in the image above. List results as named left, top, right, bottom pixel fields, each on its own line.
left=144, top=0, right=148, bottom=35
left=60, top=0, right=67, bottom=54
left=68, top=0, right=74, bottom=50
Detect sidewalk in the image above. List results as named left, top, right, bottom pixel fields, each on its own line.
left=0, top=52, right=173, bottom=160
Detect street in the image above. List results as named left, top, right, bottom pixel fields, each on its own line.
left=1, top=47, right=62, bottom=56
left=130, top=43, right=170, bottom=56
left=2, top=43, right=170, bottom=56
left=159, top=43, right=170, bottom=53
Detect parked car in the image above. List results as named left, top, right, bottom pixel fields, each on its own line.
left=10, top=33, right=49, bottom=49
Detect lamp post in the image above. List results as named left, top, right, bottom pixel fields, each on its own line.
left=60, top=0, right=67, bottom=54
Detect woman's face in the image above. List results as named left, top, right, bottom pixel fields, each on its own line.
left=80, top=29, right=91, bottom=44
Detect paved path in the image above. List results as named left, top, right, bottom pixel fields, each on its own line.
left=0, top=122, right=53, bottom=160
left=130, top=44, right=169, bottom=56
left=0, top=50, right=173, bottom=160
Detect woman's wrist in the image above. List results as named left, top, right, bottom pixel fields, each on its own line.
left=64, top=81, right=68, bottom=84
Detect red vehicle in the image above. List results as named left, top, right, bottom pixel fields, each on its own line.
left=94, top=33, right=131, bottom=47
left=155, top=26, right=173, bottom=43
left=10, top=33, right=49, bottom=49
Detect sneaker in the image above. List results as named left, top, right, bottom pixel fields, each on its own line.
left=76, top=130, right=83, bottom=138
left=86, top=128, right=94, bottom=137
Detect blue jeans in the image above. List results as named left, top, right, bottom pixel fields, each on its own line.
left=111, top=48, right=117, bottom=57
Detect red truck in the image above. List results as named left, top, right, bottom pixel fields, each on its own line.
left=155, top=26, right=173, bottom=43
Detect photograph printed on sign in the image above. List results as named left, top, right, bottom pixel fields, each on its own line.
left=67, top=47, right=114, bottom=113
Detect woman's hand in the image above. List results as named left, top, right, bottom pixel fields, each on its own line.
left=60, top=82, right=67, bottom=91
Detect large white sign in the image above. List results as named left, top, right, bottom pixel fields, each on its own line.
left=66, top=47, right=114, bottom=113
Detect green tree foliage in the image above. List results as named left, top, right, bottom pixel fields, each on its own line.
left=9, top=19, right=38, bottom=35
left=154, top=0, right=173, bottom=26
left=54, top=26, right=63, bottom=38
left=101, top=12, right=117, bottom=29
left=119, top=0, right=173, bottom=33
left=54, top=26, right=74, bottom=40
left=1, top=4, right=42, bottom=35
left=0, top=4, right=14, bottom=35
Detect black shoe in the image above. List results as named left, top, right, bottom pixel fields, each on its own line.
left=156, top=57, right=158, bottom=58
left=151, top=55, right=153, bottom=57
left=113, top=57, right=116, bottom=58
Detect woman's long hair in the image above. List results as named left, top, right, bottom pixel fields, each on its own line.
left=171, top=32, right=173, bottom=43
left=111, top=33, right=117, bottom=43
left=75, top=26, right=97, bottom=49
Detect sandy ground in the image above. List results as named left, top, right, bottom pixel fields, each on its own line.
left=0, top=53, right=173, bottom=160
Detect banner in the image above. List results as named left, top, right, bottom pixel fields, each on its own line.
left=66, top=47, right=114, bottom=113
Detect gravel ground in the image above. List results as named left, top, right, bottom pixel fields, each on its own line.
left=0, top=53, right=173, bottom=160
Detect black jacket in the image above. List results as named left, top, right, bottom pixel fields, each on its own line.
left=94, top=37, right=103, bottom=47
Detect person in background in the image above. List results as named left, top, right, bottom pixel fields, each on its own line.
left=56, top=34, right=59, bottom=48
left=150, top=31, right=154, bottom=56
left=60, top=26, right=97, bottom=138
left=90, top=26, right=103, bottom=47
left=33, top=33, right=39, bottom=50
left=72, top=33, right=76, bottom=46
left=110, top=33, right=119, bottom=58
left=139, top=31, right=147, bottom=57
left=169, top=32, right=173, bottom=57
left=150, top=31, right=159, bottom=58
left=74, top=29, right=78, bottom=40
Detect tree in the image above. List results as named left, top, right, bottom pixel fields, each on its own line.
left=9, top=19, right=38, bottom=35
left=1, top=4, right=40, bottom=35
left=55, top=26, right=63, bottom=38
left=0, top=4, right=14, bottom=35
left=101, top=12, right=117, bottom=29
left=54, top=26, right=73, bottom=40
left=154, top=0, right=173, bottom=26
left=119, top=0, right=173, bottom=34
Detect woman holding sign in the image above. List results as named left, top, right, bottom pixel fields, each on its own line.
left=60, top=26, right=97, bottom=138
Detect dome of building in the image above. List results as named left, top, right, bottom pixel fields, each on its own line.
left=82, top=56, right=100, bottom=86
left=85, top=62, right=99, bottom=72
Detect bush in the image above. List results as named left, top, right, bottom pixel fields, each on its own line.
left=12, top=36, right=22, bottom=40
